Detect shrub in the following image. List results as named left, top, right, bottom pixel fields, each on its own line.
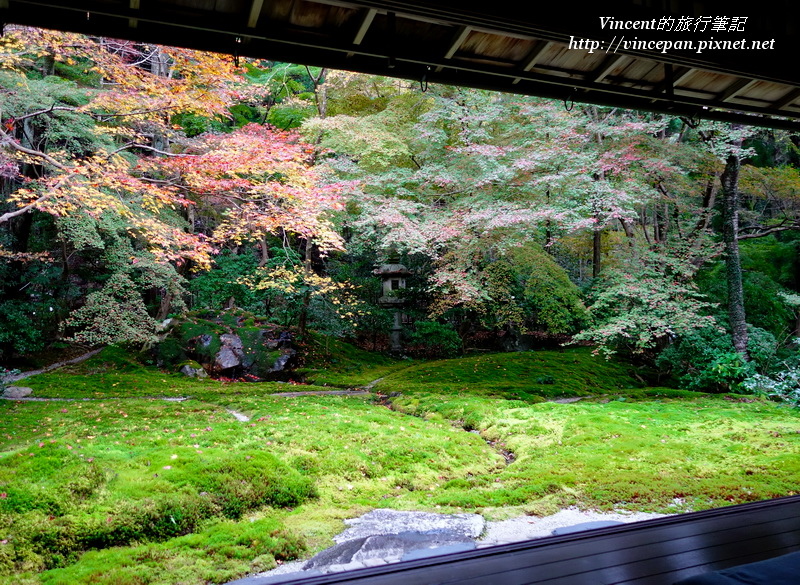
left=656, top=324, right=777, bottom=392
left=63, top=273, right=158, bottom=346
left=0, top=300, right=50, bottom=357
left=407, top=321, right=462, bottom=358
left=742, top=363, right=800, bottom=407
left=574, top=253, right=716, bottom=358
left=697, top=256, right=797, bottom=338
left=1, top=493, right=219, bottom=574
left=84, top=493, right=216, bottom=547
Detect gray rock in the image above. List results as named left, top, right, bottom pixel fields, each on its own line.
left=3, top=386, right=32, bottom=399
left=304, top=530, right=477, bottom=573
left=401, top=541, right=476, bottom=561
left=199, top=334, right=214, bottom=347
left=360, top=558, right=388, bottom=567
left=179, top=364, right=208, bottom=379
left=215, top=346, right=240, bottom=370
left=303, top=538, right=366, bottom=570
left=220, top=333, right=244, bottom=352
left=326, top=561, right=366, bottom=573
left=271, top=349, right=296, bottom=372
left=334, top=509, right=484, bottom=543
left=215, top=334, right=245, bottom=370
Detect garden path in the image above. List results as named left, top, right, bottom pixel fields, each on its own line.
left=3, top=348, right=103, bottom=382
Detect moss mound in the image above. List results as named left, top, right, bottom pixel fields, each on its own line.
left=374, top=347, right=643, bottom=400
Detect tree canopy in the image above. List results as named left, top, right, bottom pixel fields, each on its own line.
left=2, top=26, right=800, bottom=392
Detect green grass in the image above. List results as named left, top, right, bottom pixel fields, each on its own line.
left=299, top=334, right=412, bottom=387
left=0, top=363, right=500, bottom=583
left=373, top=348, right=647, bottom=400
left=391, top=393, right=800, bottom=514
left=2, top=344, right=800, bottom=584
left=31, top=517, right=304, bottom=585
left=19, top=346, right=337, bottom=401
left=23, top=342, right=411, bottom=398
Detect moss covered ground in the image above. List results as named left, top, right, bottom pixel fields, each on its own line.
left=1, top=343, right=799, bottom=584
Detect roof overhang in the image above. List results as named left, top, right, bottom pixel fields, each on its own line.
left=3, top=1, right=800, bottom=130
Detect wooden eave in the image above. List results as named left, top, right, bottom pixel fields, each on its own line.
left=2, top=1, right=800, bottom=129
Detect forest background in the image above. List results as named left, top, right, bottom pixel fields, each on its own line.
left=2, top=26, right=800, bottom=398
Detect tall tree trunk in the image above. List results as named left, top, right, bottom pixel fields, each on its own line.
left=691, top=173, right=720, bottom=235
left=720, top=133, right=748, bottom=358
left=297, top=239, right=314, bottom=337
left=544, top=189, right=553, bottom=251
left=259, top=236, right=270, bottom=266
left=592, top=229, right=601, bottom=279
left=149, top=47, right=171, bottom=77
left=155, top=288, right=173, bottom=321
left=307, top=66, right=328, bottom=119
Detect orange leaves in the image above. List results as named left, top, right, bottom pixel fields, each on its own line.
left=85, top=42, right=261, bottom=126
left=1, top=139, right=215, bottom=267
left=163, top=124, right=345, bottom=252
left=127, top=216, right=216, bottom=270
left=0, top=26, right=262, bottom=140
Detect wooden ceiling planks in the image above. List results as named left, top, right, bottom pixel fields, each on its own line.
left=3, top=0, right=800, bottom=129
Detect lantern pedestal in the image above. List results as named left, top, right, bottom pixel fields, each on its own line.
left=374, top=262, right=412, bottom=355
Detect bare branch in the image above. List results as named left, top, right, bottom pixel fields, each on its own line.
left=0, top=129, right=68, bottom=171
left=92, top=104, right=181, bottom=120
left=0, top=129, right=73, bottom=224
left=738, top=223, right=800, bottom=240
left=14, top=104, right=80, bottom=123
left=0, top=202, right=41, bottom=224
left=107, top=142, right=195, bottom=158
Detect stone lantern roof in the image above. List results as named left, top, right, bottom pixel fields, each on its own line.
left=373, top=263, right=412, bottom=276
left=375, top=262, right=411, bottom=310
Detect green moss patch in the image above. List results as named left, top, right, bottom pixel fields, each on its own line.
left=392, top=393, right=800, bottom=512
left=300, top=333, right=409, bottom=387
left=374, top=348, right=643, bottom=399
left=3, top=347, right=800, bottom=584
left=24, top=517, right=305, bottom=585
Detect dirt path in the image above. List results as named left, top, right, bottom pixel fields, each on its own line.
left=225, top=408, right=251, bottom=422
left=360, top=377, right=385, bottom=391
left=269, top=390, right=371, bottom=398
left=3, top=348, right=103, bottom=383
left=3, top=355, right=376, bottom=425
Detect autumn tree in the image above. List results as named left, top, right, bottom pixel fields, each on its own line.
left=0, top=28, right=304, bottom=352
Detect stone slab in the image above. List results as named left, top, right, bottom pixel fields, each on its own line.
left=401, top=541, right=477, bottom=561
left=2, top=386, right=32, bottom=399
left=551, top=520, right=625, bottom=536
left=225, top=569, right=323, bottom=585
left=334, top=509, right=484, bottom=543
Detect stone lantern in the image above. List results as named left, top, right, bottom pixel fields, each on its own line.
left=374, top=262, right=411, bottom=353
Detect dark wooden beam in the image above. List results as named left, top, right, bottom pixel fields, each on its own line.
left=512, top=40, right=551, bottom=85
left=434, top=24, right=469, bottom=72
left=353, top=7, right=377, bottom=45
left=5, top=0, right=800, bottom=129
left=774, top=88, right=800, bottom=110
left=128, top=0, right=139, bottom=29
left=247, top=0, right=265, bottom=29
left=443, top=24, right=470, bottom=59
left=718, top=78, right=758, bottom=103
left=590, top=54, right=628, bottom=83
